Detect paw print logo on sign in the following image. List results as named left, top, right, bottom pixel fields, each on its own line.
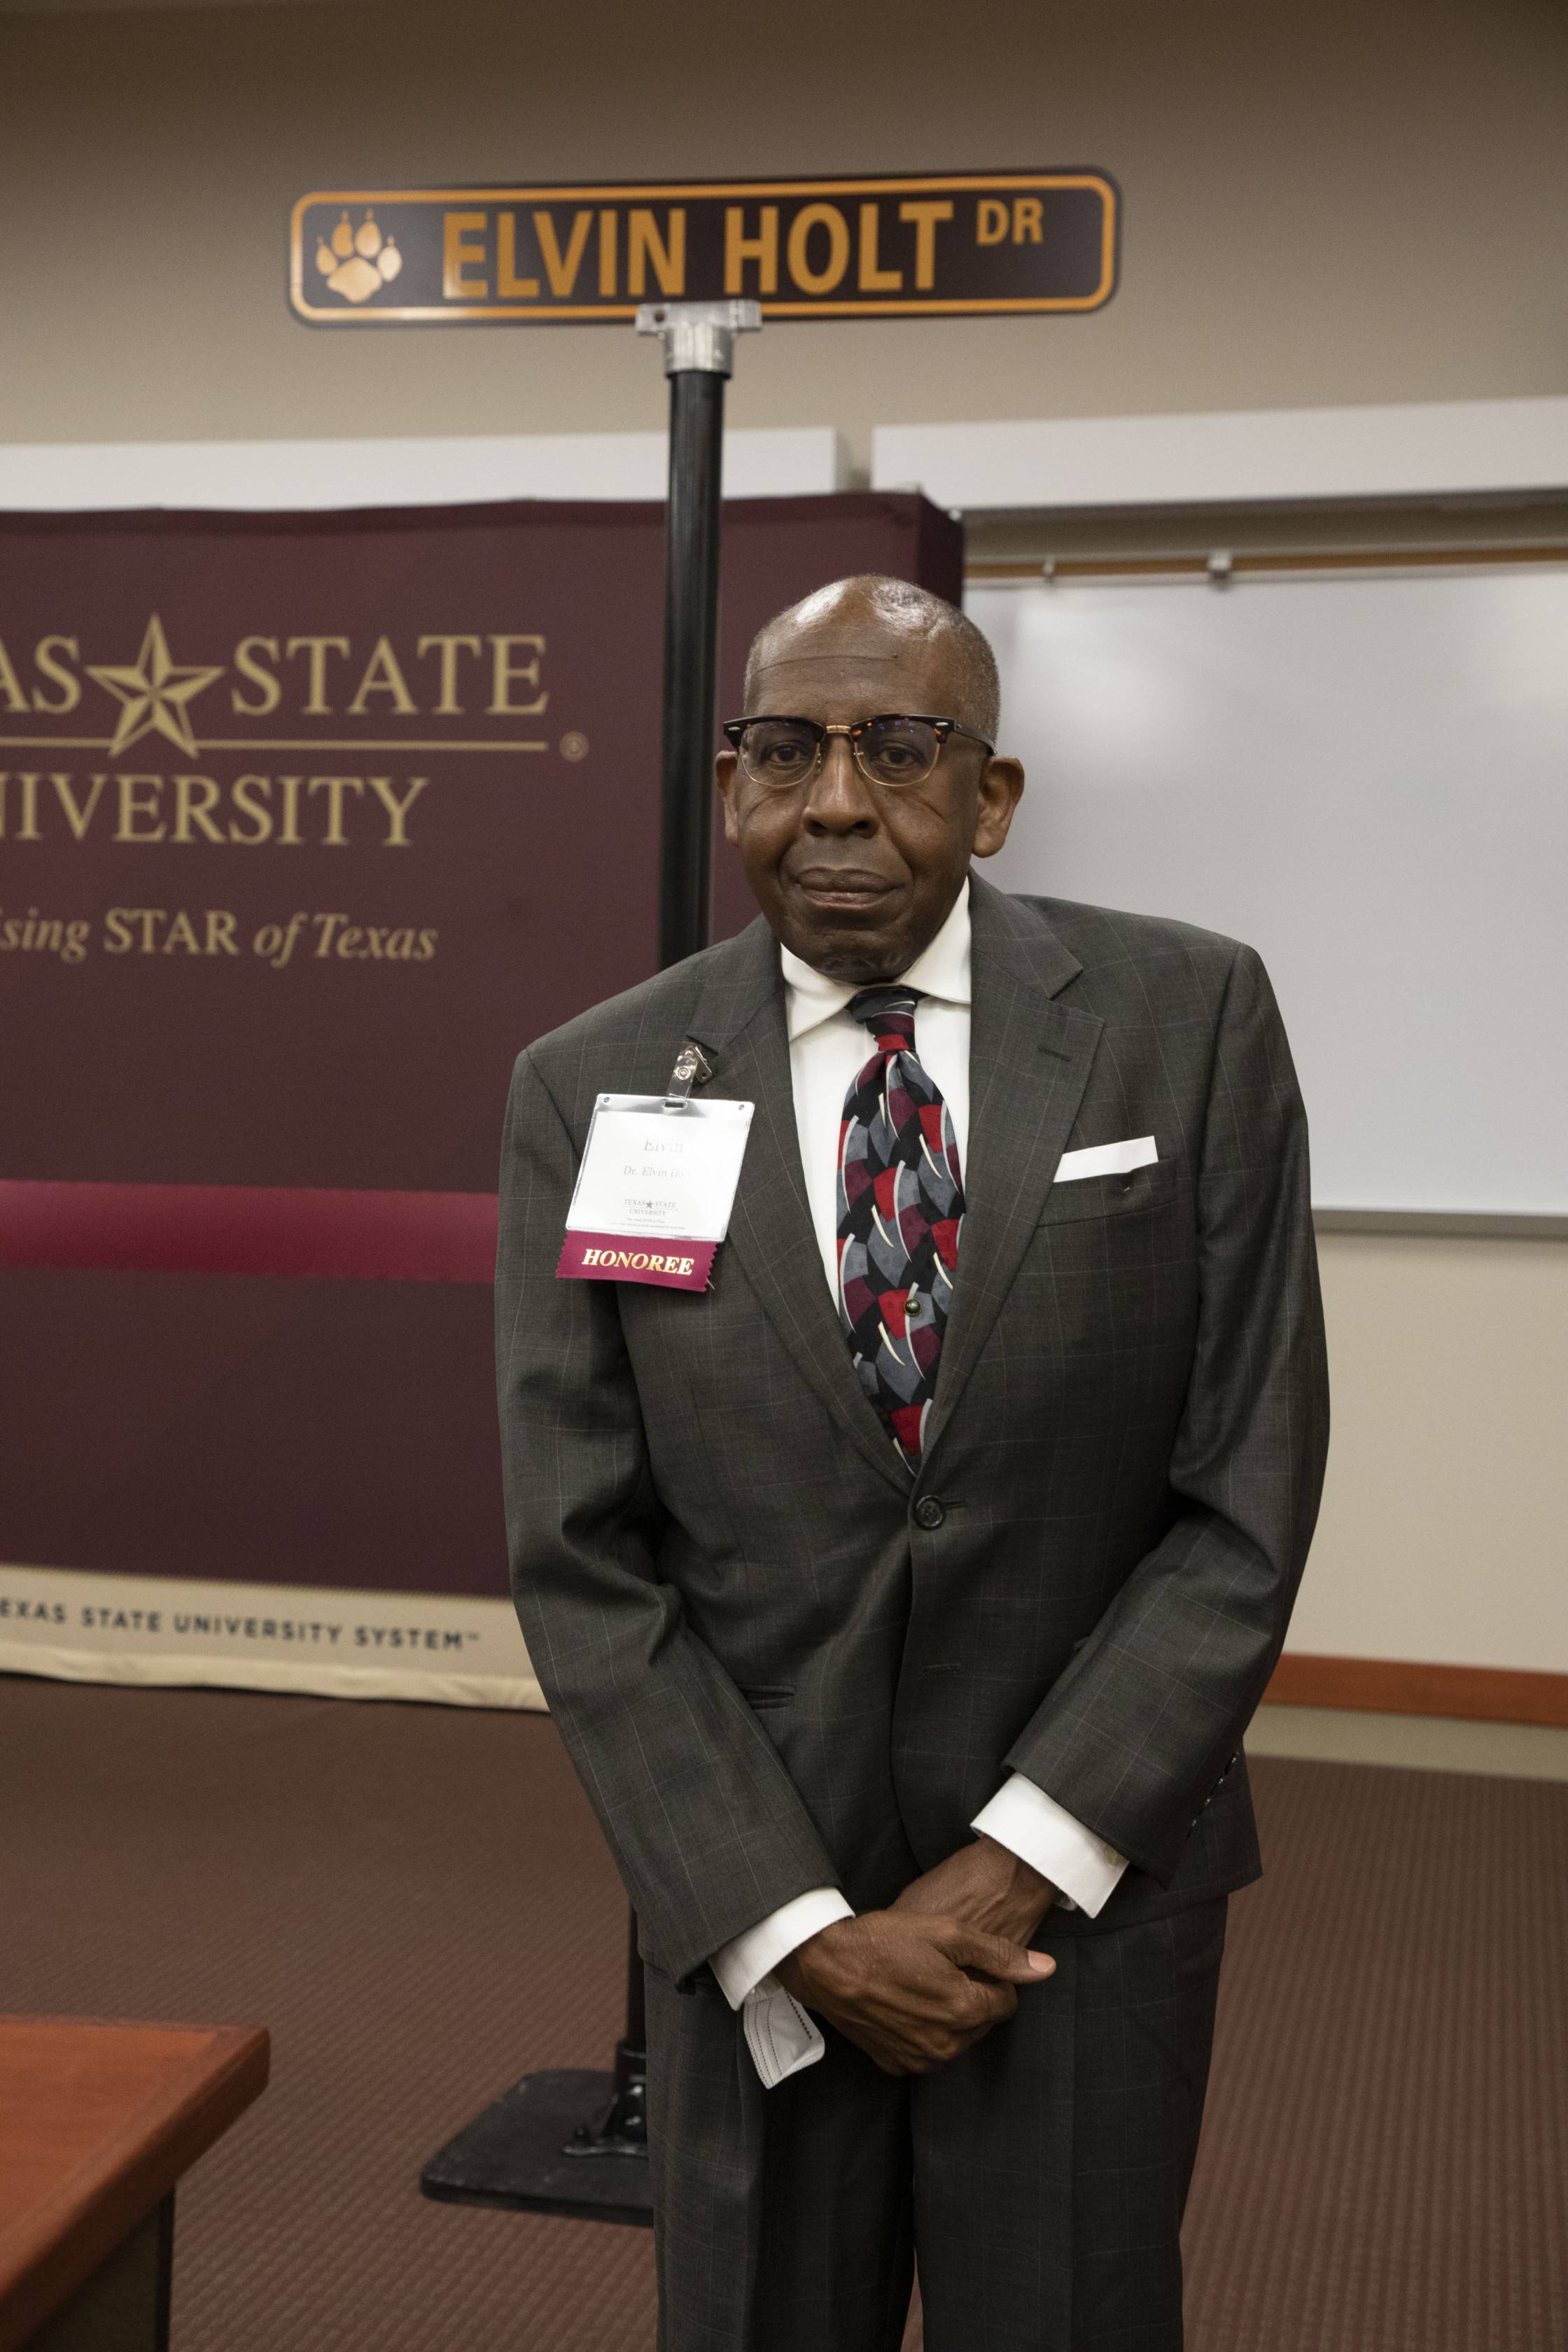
left=315, top=210, right=403, bottom=305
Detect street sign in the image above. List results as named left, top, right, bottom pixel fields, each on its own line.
left=290, top=172, right=1118, bottom=326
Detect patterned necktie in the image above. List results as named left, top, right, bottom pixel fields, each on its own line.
left=836, top=986, right=965, bottom=1471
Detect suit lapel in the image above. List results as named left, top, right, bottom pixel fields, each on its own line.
left=920, top=876, right=1103, bottom=1460
left=687, top=922, right=911, bottom=1496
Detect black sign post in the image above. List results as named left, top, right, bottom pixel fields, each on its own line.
left=640, top=300, right=762, bottom=966
left=420, top=299, right=760, bottom=2229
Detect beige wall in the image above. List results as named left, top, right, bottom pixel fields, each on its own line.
left=1, top=0, right=1565, bottom=463
left=1301, top=1236, right=1568, bottom=1674
left=1, top=0, right=1564, bottom=1679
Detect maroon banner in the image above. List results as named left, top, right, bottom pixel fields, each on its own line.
left=0, top=1182, right=498, bottom=1282
left=0, top=493, right=961, bottom=1597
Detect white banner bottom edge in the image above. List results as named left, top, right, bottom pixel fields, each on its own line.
left=0, top=1562, right=545, bottom=1712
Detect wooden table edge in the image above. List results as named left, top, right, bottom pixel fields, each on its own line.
left=0, top=2018, right=270, bottom=2352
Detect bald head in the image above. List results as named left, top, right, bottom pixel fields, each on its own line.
left=743, top=575, right=1000, bottom=741
left=718, top=570, right=1024, bottom=983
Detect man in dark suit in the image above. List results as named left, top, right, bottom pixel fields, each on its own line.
left=497, top=575, right=1329, bottom=2351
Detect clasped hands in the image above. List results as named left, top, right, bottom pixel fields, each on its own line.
left=774, top=1836, right=1056, bottom=2076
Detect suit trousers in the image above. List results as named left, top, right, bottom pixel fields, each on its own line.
left=645, top=1897, right=1228, bottom=2352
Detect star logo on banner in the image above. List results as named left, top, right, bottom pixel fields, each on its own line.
left=85, top=617, right=225, bottom=758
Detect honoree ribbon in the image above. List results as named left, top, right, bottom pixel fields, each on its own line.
left=0, top=1181, right=498, bottom=1284
left=556, top=1229, right=714, bottom=1292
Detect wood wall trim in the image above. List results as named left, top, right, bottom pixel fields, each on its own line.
left=1265, top=1654, right=1568, bottom=1728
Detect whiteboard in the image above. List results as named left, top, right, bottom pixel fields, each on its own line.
left=967, top=568, right=1568, bottom=1215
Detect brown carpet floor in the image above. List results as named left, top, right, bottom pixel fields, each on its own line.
left=4, top=1674, right=1564, bottom=2351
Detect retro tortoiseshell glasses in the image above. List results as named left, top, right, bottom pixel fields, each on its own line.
left=722, top=713, right=995, bottom=792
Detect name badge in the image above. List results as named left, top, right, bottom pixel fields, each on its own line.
left=556, top=1093, right=754, bottom=1292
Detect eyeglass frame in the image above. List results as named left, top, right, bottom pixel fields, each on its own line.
left=721, top=712, right=996, bottom=791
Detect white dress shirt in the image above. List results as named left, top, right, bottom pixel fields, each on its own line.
left=710, top=883, right=1128, bottom=2087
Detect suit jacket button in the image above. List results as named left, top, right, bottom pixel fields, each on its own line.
left=914, top=1497, right=945, bottom=1530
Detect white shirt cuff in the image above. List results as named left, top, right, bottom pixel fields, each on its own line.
left=710, top=1886, right=853, bottom=2006
left=972, top=1772, right=1128, bottom=1918
left=710, top=1887, right=854, bottom=2091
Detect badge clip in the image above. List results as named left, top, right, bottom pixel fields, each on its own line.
left=664, top=1040, right=713, bottom=1113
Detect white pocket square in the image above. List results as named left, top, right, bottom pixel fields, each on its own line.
left=1054, top=1135, right=1158, bottom=1183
